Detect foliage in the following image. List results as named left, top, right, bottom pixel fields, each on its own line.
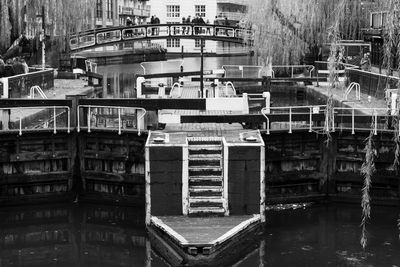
left=360, top=120, right=376, bottom=249
left=0, top=0, right=95, bottom=53
left=0, top=0, right=12, bottom=53
left=247, top=0, right=368, bottom=65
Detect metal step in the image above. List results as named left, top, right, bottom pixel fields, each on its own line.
left=189, top=198, right=224, bottom=208
left=189, top=186, right=223, bottom=197
left=189, top=146, right=222, bottom=155
left=189, top=186, right=223, bottom=193
left=189, top=177, right=222, bottom=187
left=188, top=207, right=225, bottom=215
left=189, top=169, right=222, bottom=176
left=189, top=158, right=221, bottom=167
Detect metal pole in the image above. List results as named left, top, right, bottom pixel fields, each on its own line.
left=200, top=38, right=204, bottom=98
left=41, top=6, right=45, bottom=70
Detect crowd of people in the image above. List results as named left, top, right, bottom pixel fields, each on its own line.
left=0, top=56, right=29, bottom=78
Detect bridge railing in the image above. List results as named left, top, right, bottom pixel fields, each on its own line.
left=69, top=24, right=254, bottom=51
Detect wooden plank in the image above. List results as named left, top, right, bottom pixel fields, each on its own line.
left=210, top=215, right=260, bottom=246
left=8, top=151, right=71, bottom=162
left=151, top=216, right=189, bottom=245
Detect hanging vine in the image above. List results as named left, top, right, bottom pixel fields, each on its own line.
left=360, top=117, right=376, bottom=249
left=247, top=0, right=368, bottom=65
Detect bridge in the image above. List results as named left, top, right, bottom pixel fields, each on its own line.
left=69, top=23, right=254, bottom=51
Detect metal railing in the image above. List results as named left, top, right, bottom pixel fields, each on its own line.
left=28, top=86, right=48, bottom=99
left=222, top=65, right=262, bottom=78
left=261, top=105, right=327, bottom=134
left=344, top=82, right=361, bottom=101
left=170, top=82, right=182, bottom=98
left=224, top=81, right=236, bottom=96
left=260, top=104, right=400, bottom=134
left=332, top=107, right=391, bottom=135
left=77, top=105, right=147, bottom=136
left=0, top=106, right=71, bottom=135
left=272, top=65, right=315, bottom=78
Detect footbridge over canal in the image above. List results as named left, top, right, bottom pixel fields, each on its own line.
left=69, top=23, right=254, bottom=52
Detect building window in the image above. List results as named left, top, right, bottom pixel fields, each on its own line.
left=195, top=5, right=206, bottom=18
left=166, top=5, right=180, bottom=18
left=96, top=0, right=102, bottom=19
left=167, top=38, right=180, bottom=48
left=106, top=0, right=113, bottom=19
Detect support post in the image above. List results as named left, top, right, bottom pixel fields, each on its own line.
left=262, top=92, right=271, bottom=114
left=136, top=76, right=145, bottom=98
left=41, top=5, right=45, bottom=70
left=66, top=94, right=87, bottom=130
left=200, top=38, right=204, bottom=98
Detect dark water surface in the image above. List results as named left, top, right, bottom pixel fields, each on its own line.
left=0, top=203, right=399, bottom=266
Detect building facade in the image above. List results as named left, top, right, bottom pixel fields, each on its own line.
left=149, top=0, right=249, bottom=54
left=118, top=0, right=151, bottom=26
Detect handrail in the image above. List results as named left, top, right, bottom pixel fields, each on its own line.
left=0, top=106, right=70, bottom=135
left=260, top=108, right=270, bottom=134
left=77, top=105, right=147, bottom=136
left=170, top=82, right=182, bottom=98
left=224, top=81, right=236, bottom=96
left=344, top=82, right=361, bottom=101
left=261, top=105, right=327, bottom=134
left=333, top=107, right=388, bottom=135
left=272, top=65, right=315, bottom=78
left=28, top=86, right=48, bottom=99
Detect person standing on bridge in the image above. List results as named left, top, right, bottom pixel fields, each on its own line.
left=186, top=16, right=191, bottom=34
left=126, top=17, right=133, bottom=26
left=154, top=16, right=160, bottom=35
left=182, top=17, right=186, bottom=35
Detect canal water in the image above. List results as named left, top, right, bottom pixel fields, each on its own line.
left=0, top=203, right=399, bottom=266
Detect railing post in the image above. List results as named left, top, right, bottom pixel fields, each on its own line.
left=351, top=108, right=355, bottom=135
left=289, top=107, right=292, bottom=134
left=214, top=79, right=219, bottom=98
left=53, top=106, right=57, bottom=134
left=391, top=93, right=398, bottom=115
left=87, top=106, right=91, bottom=133
left=118, top=107, right=122, bottom=135
left=136, top=76, right=145, bottom=98
left=309, top=107, right=313, bottom=132
left=262, top=92, right=271, bottom=114
left=137, top=109, right=145, bottom=136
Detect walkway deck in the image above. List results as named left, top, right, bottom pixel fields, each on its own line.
left=307, top=81, right=388, bottom=115
left=152, top=215, right=257, bottom=246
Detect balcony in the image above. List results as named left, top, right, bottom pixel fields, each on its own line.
left=216, top=0, right=248, bottom=6
left=217, top=11, right=247, bottom=21
left=120, top=6, right=150, bottom=17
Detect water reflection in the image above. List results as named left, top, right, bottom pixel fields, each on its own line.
left=0, top=204, right=167, bottom=267
left=0, top=204, right=398, bottom=266
left=96, top=56, right=255, bottom=98
left=235, top=204, right=400, bottom=267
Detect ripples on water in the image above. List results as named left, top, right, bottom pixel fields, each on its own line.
left=0, top=203, right=398, bottom=267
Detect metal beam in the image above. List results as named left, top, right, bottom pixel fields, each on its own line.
left=78, top=98, right=207, bottom=110
left=0, top=99, right=72, bottom=108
